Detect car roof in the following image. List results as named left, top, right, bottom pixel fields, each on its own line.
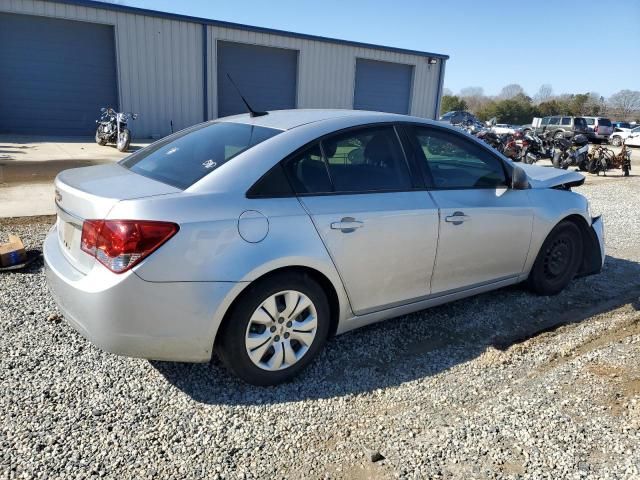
left=217, top=109, right=411, bottom=131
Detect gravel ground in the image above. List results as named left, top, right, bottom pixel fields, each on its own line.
left=1, top=174, right=639, bottom=479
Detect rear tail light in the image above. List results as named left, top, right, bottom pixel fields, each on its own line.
left=81, top=220, right=179, bottom=273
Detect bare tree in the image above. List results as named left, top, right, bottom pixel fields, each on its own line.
left=458, top=86, right=487, bottom=113
left=534, top=84, right=553, bottom=104
left=459, top=86, right=484, bottom=98
left=442, top=87, right=453, bottom=96
left=499, top=84, right=525, bottom=99
left=608, top=90, right=640, bottom=118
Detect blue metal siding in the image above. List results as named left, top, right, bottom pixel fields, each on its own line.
left=216, top=41, right=298, bottom=118
left=354, top=59, right=413, bottom=115
left=0, top=12, right=118, bottom=135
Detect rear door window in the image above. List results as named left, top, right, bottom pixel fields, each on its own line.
left=283, top=144, right=332, bottom=194
left=561, top=117, right=571, bottom=126
left=574, top=118, right=587, bottom=129
left=121, top=122, right=281, bottom=189
left=321, top=126, right=412, bottom=193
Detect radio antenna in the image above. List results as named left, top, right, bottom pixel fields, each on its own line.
left=226, top=74, right=268, bottom=118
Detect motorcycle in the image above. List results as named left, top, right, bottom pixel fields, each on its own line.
left=520, top=131, right=545, bottom=164
left=552, top=134, right=589, bottom=170
left=95, top=107, right=138, bottom=152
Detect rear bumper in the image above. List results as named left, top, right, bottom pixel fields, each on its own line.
left=44, top=226, right=238, bottom=362
left=587, top=132, right=610, bottom=140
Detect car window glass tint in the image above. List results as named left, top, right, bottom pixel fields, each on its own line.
left=283, top=144, right=332, bottom=194
left=541, top=118, right=550, bottom=125
left=412, top=127, right=506, bottom=189
left=561, top=117, right=571, bottom=126
left=549, top=117, right=559, bottom=125
left=121, top=122, right=281, bottom=189
left=321, top=126, right=411, bottom=193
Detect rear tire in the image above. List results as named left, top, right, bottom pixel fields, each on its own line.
left=217, top=272, right=330, bottom=386
left=527, top=221, right=583, bottom=295
left=95, top=127, right=107, bottom=146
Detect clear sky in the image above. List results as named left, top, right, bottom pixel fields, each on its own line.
left=112, top=0, right=639, bottom=98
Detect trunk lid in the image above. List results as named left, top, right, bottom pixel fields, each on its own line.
left=54, top=164, right=180, bottom=274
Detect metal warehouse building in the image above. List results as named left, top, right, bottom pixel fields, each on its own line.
left=0, top=0, right=448, bottom=138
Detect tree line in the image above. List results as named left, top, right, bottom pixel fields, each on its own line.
left=440, top=84, right=640, bottom=125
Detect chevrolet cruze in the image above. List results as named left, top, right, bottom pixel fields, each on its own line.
left=44, top=110, right=604, bottom=385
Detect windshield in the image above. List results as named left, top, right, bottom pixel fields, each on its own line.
left=121, top=122, right=282, bottom=189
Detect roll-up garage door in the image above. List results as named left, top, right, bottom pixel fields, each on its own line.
left=354, top=58, right=413, bottom=115
left=0, top=13, right=118, bottom=135
left=217, top=41, right=298, bottom=118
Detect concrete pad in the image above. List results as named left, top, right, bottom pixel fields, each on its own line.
left=0, top=135, right=153, bottom=218
left=0, top=183, right=55, bottom=217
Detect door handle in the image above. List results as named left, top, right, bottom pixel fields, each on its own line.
left=445, top=211, right=470, bottom=225
left=330, top=217, right=364, bottom=233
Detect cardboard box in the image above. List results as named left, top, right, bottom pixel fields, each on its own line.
left=0, top=234, right=27, bottom=267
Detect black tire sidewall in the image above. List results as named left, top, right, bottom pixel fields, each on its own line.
left=528, top=221, right=584, bottom=295
left=117, top=129, right=131, bottom=152
left=95, top=128, right=107, bottom=146
left=217, top=272, right=330, bottom=386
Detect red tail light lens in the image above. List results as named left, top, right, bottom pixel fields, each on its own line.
left=81, top=220, right=179, bottom=273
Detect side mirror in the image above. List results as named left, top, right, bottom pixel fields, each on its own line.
left=511, top=165, right=529, bottom=190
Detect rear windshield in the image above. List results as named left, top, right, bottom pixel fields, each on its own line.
left=121, top=122, right=281, bottom=189
left=598, top=118, right=612, bottom=126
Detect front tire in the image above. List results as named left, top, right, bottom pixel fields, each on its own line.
left=611, top=136, right=622, bottom=147
left=527, top=221, right=583, bottom=295
left=116, top=128, right=131, bottom=152
left=217, top=272, right=330, bottom=386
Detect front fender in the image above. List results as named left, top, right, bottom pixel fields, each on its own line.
left=522, top=189, right=593, bottom=277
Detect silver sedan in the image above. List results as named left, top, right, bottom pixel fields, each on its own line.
left=44, top=110, right=604, bottom=385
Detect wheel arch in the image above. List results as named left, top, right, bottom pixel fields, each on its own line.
left=559, top=214, right=603, bottom=276
left=213, top=265, right=343, bottom=350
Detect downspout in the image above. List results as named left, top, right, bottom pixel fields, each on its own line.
left=202, top=23, right=208, bottom=121
left=433, top=58, right=446, bottom=119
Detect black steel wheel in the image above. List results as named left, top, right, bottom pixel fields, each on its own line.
left=527, top=221, right=583, bottom=295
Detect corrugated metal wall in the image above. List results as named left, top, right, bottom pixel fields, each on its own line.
left=207, top=26, right=443, bottom=120
left=1, top=0, right=203, bottom=137
left=1, top=0, right=445, bottom=138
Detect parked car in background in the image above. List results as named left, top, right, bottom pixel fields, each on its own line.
left=439, top=110, right=480, bottom=125
left=609, top=125, right=640, bottom=147
left=612, top=121, right=633, bottom=131
left=491, top=124, right=517, bottom=135
left=583, top=117, right=613, bottom=142
left=44, top=109, right=604, bottom=385
left=534, top=116, right=589, bottom=139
